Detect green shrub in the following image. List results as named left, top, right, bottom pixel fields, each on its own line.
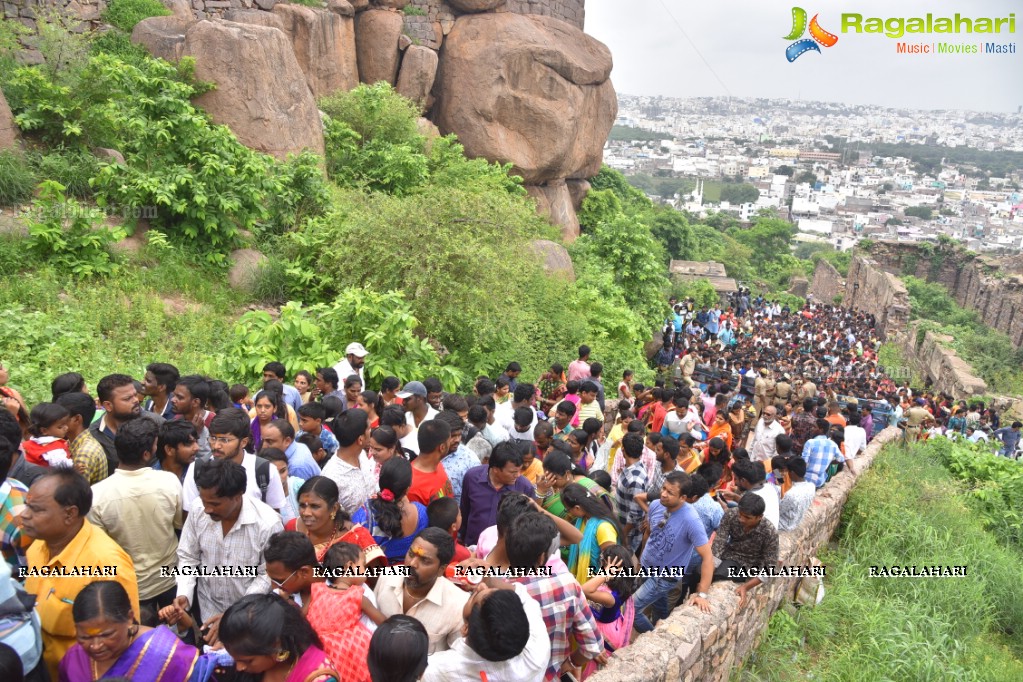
left=212, top=291, right=465, bottom=391
left=28, top=149, right=101, bottom=199
left=0, top=151, right=37, bottom=206
left=27, top=180, right=124, bottom=276
left=319, top=83, right=423, bottom=146
left=102, top=0, right=170, bottom=32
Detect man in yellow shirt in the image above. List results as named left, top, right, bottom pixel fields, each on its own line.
left=20, top=469, right=140, bottom=681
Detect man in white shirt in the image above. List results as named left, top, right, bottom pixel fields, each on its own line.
left=88, top=417, right=182, bottom=611
left=750, top=406, right=786, bottom=462
left=843, top=413, right=868, bottom=460
left=181, top=409, right=286, bottom=513
left=320, top=408, right=375, bottom=516
left=494, top=384, right=538, bottom=437
left=777, top=458, right=816, bottom=532
left=423, top=583, right=550, bottom=682
left=171, top=458, right=283, bottom=644
left=332, top=341, right=368, bottom=385
left=401, top=381, right=438, bottom=430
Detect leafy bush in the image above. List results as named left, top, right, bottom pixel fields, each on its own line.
left=319, top=83, right=423, bottom=146
left=0, top=151, right=36, bottom=206
left=101, top=0, right=170, bottom=32
left=212, top=291, right=465, bottom=392
left=27, top=149, right=101, bottom=199
left=669, top=278, right=718, bottom=309
left=26, top=180, right=124, bottom=276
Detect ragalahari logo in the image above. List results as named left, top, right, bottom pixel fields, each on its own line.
left=785, top=7, right=839, bottom=61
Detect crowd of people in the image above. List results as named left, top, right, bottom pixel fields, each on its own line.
left=0, top=295, right=1016, bottom=682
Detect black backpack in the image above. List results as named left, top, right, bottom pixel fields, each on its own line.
left=194, top=456, right=272, bottom=504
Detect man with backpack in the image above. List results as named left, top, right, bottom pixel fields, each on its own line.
left=180, top=408, right=285, bottom=516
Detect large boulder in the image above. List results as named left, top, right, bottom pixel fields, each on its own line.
left=222, top=9, right=284, bottom=30
left=355, top=9, right=404, bottom=85
left=529, top=239, right=575, bottom=281
left=131, top=16, right=190, bottom=62
left=0, top=90, right=17, bottom=151
left=182, top=20, right=324, bottom=160
left=272, top=4, right=358, bottom=97
left=395, top=45, right=438, bottom=110
left=448, top=0, right=505, bottom=11
left=526, top=180, right=580, bottom=243
left=433, top=13, right=616, bottom=185
left=228, top=248, right=268, bottom=292
left=161, top=0, right=193, bottom=21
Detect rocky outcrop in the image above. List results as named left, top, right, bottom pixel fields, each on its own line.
left=529, top=239, right=575, bottom=281
left=131, top=16, right=190, bottom=62
left=526, top=181, right=580, bottom=242
left=182, top=20, right=325, bottom=160
left=565, top=178, right=590, bottom=211
left=433, top=13, right=616, bottom=185
left=395, top=45, right=438, bottom=110
left=272, top=4, right=358, bottom=97
left=228, top=248, right=268, bottom=291
left=355, top=9, right=404, bottom=85
left=0, top=90, right=18, bottom=151
left=161, top=0, right=194, bottom=21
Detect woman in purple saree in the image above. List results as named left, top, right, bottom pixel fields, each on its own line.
left=59, top=581, right=214, bottom=682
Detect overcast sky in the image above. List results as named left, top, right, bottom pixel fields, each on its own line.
left=585, top=0, right=1021, bottom=113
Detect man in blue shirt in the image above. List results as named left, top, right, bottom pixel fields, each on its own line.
left=993, top=421, right=1022, bottom=458
left=801, top=419, right=856, bottom=488
left=259, top=420, right=321, bottom=480
left=634, top=471, right=713, bottom=632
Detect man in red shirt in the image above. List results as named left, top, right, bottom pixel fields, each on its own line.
left=409, top=420, right=454, bottom=506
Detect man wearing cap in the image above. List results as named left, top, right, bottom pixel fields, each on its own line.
left=401, top=381, right=438, bottom=430
left=333, top=342, right=368, bottom=385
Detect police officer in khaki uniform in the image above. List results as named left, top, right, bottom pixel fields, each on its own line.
left=774, top=373, right=792, bottom=410
left=904, top=398, right=930, bottom=442
left=753, top=368, right=773, bottom=417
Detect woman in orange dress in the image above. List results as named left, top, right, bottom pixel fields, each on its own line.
left=707, top=412, right=734, bottom=451
left=285, top=476, right=385, bottom=567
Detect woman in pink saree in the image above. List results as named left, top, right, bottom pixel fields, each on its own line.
left=59, top=581, right=215, bottom=682
left=218, top=593, right=339, bottom=682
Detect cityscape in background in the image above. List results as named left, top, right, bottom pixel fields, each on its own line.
left=605, top=95, right=1023, bottom=253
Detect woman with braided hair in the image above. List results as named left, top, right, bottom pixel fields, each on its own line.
left=353, top=457, right=428, bottom=565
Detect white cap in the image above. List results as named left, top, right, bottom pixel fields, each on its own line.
left=345, top=342, right=369, bottom=357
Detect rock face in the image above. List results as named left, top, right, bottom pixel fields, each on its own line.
left=526, top=181, right=581, bottom=242
left=131, top=16, right=190, bottom=62
left=355, top=9, right=404, bottom=85
left=529, top=239, right=575, bottom=281
left=228, top=248, right=268, bottom=292
left=0, top=90, right=18, bottom=151
left=566, top=178, right=590, bottom=211
left=182, top=20, right=325, bottom=160
left=448, top=0, right=506, bottom=11
left=433, top=13, right=616, bottom=185
left=272, top=4, right=358, bottom=97
left=161, top=0, right=194, bottom=21
left=395, top=45, right=438, bottom=110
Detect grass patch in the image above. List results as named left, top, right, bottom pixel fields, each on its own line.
left=739, top=444, right=1023, bottom=681
left=0, top=234, right=250, bottom=405
left=0, top=151, right=37, bottom=206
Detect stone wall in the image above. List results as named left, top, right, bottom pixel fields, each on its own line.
left=3, top=0, right=107, bottom=35
left=808, top=259, right=843, bottom=304
left=845, top=254, right=911, bottom=339
left=589, top=428, right=902, bottom=682
left=863, top=240, right=1023, bottom=350
left=3, top=0, right=584, bottom=40
left=900, top=322, right=987, bottom=399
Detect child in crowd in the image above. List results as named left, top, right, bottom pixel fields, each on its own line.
left=580, top=545, right=639, bottom=679
left=23, top=402, right=72, bottom=468
left=307, top=543, right=386, bottom=682
left=229, top=384, right=252, bottom=410
left=427, top=497, right=471, bottom=562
